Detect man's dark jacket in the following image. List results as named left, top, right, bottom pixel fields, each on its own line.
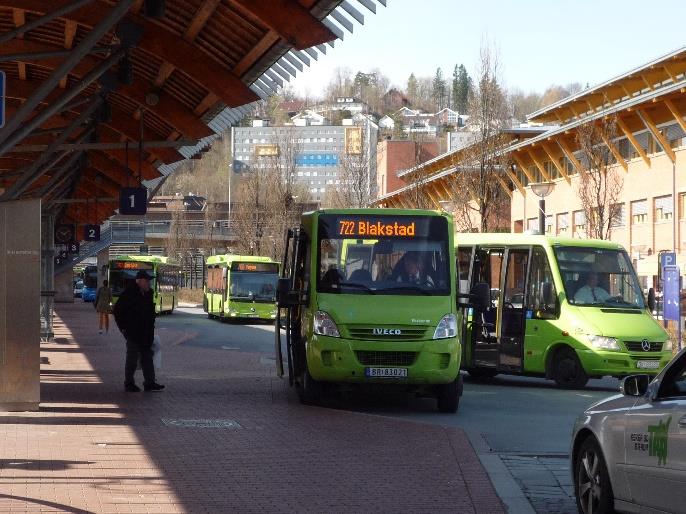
left=113, top=285, right=155, bottom=346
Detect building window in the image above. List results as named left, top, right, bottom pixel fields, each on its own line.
left=610, top=203, right=626, bottom=228
left=632, top=199, right=648, bottom=224
left=556, top=213, right=569, bottom=235
left=573, top=210, right=586, bottom=236
left=545, top=215, right=553, bottom=234
left=655, top=195, right=674, bottom=221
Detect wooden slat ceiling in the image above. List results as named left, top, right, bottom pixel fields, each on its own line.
left=0, top=0, right=343, bottom=225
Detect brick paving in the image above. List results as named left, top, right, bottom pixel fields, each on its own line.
left=0, top=303, right=505, bottom=513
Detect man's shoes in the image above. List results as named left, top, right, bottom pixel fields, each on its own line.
left=125, top=384, right=141, bottom=392
left=144, top=383, right=165, bottom=392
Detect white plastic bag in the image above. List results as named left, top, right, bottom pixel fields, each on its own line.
left=152, top=334, right=162, bottom=370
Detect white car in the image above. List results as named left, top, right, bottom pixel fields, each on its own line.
left=571, top=348, right=686, bottom=513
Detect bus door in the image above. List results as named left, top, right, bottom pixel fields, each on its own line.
left=470, top=247, right=504, bottom=368
left=498, top=248, right=530, bottom=372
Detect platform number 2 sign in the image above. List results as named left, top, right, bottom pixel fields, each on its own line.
left=84, top=224, right=100, bottom=241
left=119, top=187, right=147, bottom=215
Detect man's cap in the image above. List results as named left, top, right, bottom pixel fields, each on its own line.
left=135, top=270, right=153, bottom=280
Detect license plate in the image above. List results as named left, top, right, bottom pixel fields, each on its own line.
left=637, top=360, right=660, bottom=369
left=246, top=314, right=259, bottom=318
left=365, top=367, right=408, bottom=378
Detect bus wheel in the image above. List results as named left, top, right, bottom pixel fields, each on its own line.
left=297, top=369, right=322, bottom=406
left=466, top=368, right=498, bottom=379
left=437, top=375, right=462, bottom=413
left=552, top=347, right=589, bottom=389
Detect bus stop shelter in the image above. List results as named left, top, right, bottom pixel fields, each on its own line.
left=0, top=0, right=382, bottom=410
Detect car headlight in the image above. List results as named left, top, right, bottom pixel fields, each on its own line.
left=433, top=313, right=457, bottom=339
left=663, top=339, right=673, bottom=351
left=587, top=334, right=620, bottom=351
left=313, top=310, right=340, bottom=338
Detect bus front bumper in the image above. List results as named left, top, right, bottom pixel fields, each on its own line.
left=307, top=335, right=461, bottom=384
left=576, top=348, right=672, bottom=377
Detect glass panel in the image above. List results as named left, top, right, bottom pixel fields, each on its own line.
left=503, top=251, right=528, bottom=308
left=526, top=247, right=557, bottom=317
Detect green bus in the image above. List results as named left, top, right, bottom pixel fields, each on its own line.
left=109, top=255, right=180, bottom=314
left=275, top=209, right=463, bottom=412
left=204, top=255, right=279, bottom=321
left=456, top=234, right=672, bottom=388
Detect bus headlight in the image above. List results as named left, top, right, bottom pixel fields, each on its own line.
left=313, top=310, right=340, bottom=338
left=587, top=335, right=619, bottom=351
left=663, top=339, right=673, bottom=351
left=433, top=313, right=457, bottom=340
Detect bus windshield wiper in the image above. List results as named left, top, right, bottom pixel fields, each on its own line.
left=384, top=285, right=432, bottom=296
left=340, top=282, right=376, bottom=294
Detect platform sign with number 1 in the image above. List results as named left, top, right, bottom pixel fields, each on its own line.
left=119, top=187, right=147, bottom=215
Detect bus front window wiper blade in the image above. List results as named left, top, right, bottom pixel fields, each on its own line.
left=340, top=282, right=376, bottom=294
left=384, top=285, right=432, bottom=296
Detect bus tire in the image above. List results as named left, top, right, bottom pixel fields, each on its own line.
left=552, top=347, right=589, bottom=389
left=466, top=368, right=498, bottom=379
left=297, top=369, right=322, bottom=406
left=437, top=375, right=462, bottom=413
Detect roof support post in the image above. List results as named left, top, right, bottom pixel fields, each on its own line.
left=540, top=142, right=571, bottom=184
left=1, top=97, right=101, bottom=200
left=615, top=117, right=651, bottom=168
left=0, top=47, right=125, bottom=158
left=0, top=0, right=133, bottom=150
left=636, top=108, right=677, bottom=163
left=0, top=0, right=97, bottom=44
left=664, top=99, right=686, bottom=134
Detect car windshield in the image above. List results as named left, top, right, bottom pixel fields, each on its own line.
left=229, top=272, right=278, bottom=302
left=316, top=214, right=450, bottom=296
left=554, top=246, right=645, bottom=308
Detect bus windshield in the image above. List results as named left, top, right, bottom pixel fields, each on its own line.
left=83, top=266, right=98, bottom=289
left=317, top=214, right=450, bottom=296
left=109, top=262, right=154, bottom=295
left=229, top=262, right=278, bottom=302
left=554, top=246, right=645, bottom=308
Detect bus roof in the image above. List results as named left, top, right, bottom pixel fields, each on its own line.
left=455, top=233, right=625, bottom=251
left=303, top=208, right=449, bottom=218
left=206, top=254, right=277, bottom=266
left=110, top=255, right=176, bottom=265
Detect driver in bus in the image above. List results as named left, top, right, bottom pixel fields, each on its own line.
left=395, top=252, right=434, bottom=287
left=574, top=272, right=610, bottom=304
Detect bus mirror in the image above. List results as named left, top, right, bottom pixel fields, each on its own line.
left=647, top=288, right=656, bottom=312
left=470, top=282, right=490, bottom=311
left=540, top=282, right=555, bottom=306
left=277, top=278, right=298, bottom=307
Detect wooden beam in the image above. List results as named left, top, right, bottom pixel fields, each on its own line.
left=185, top=0, right=221, bottom=41
left=615, top=117, right=651, bottom=168
left=556, top=138, right=585, bottom=176
left=230, top=0, right=336, bottom=50
left=495, top=174, right=512, bottom=198
left=637, top=107, right=677, bottom=163
left=511, top=152, right=535, bottom=183
left=233, top=31, right=280, bottom=78
left=540, top=142, right=570, bottom=184
left=505, top=168, right=526, bottom=196
left=640, top=74, right=655, bottom=91
left=664, top=98, right=686, bottom=135
left=598, top=130, right=628, bottom=172
left=527, top=148, right=552, bottom=182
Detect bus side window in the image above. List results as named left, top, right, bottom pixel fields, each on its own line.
left=527, top=247, right=558, bottom=319
left=457, top=246, right=473, bottom=296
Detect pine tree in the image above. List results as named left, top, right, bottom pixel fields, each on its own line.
left=407, top=73, right=418, bottom=106
left=455, top=64, right=471, bottom=114
left=452, top=65, right=459, bottom=110
left=432, top=67, right=446, bottom=110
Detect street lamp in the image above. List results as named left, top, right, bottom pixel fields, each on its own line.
left=530, top=182, right=555, bottom=235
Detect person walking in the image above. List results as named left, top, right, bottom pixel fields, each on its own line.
left=94, top=279, right=112, bottom=334
left=113, top=270, right=165, bottom=393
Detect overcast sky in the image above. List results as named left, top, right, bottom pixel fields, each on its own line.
left=289, top=0, right=686, bottom=97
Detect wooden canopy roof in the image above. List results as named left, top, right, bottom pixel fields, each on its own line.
left=0, top=0, right=381, bottom=225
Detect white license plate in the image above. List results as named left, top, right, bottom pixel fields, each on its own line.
left=637, top=360, right=660, bottom=369
left=365, top=367, right=408, bottom=378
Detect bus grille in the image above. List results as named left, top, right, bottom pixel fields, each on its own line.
left=624, top=341, right=663, bottom=352
left=355, top=351, right=417, bottom=367
left=346, top=325, right=429, bottom=341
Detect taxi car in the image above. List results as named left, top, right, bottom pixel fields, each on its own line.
left=571, top=348, right=686, bottom=513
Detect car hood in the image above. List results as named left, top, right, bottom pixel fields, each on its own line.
left=573, top=307, right=667, bottom=341
left=585, top=393, right=637, bottom=414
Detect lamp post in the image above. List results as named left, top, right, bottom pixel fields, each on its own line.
left=530, top=182, right=555, bottom=235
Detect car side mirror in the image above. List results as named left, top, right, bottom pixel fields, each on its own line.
left=620, top=374, right=650, bottom=396
left=647, top=288, right=656, bottom=312
left=470, top=282, right=490, bottom=311
left=540, top=282, right=555, bottom=307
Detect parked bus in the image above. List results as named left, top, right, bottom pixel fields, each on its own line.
left=108, top=255, right=180, bottom=314
left=456, top=234, right=672, bottom=388
left=275, top=209, right=463, bottom=412
left=81, top=264, right=99, bottom=302
left=204, top=255, right=279, bottom=321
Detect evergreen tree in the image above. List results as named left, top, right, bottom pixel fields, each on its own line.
left=452, top=65, right=459, bottom=110
left=407, top=73, right=418, bottom=105
left=454, top=64, right=471, bottom=113
left=432, top=67, right=446, bottom=110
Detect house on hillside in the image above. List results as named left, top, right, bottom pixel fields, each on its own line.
left=435, top=108, right=468, bottom=127
left=379, top=115, right=395, bottom=130
left=291, top=109, right=329, bottom=126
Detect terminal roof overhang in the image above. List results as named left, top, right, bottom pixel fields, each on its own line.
left=0, top=0, right=383, bottom=225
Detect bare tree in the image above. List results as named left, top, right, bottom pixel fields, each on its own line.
left=575, top=116, right=624, bottom=239
left=328, top=120, right=377, bottom=208
left=446, top=43, right=511, bottom=232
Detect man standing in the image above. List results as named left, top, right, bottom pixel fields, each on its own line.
left=113, top=270, right=165, bottom=392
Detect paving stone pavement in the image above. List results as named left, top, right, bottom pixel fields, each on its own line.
left=500, top=455, right=576, bottom=514
left=0, top=304, right=506, bottom=513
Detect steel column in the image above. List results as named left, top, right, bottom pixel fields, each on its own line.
left=0, top=0, right=97, bottom=44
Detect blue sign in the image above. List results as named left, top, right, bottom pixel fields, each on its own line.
left=661, top=252, right=676, bottom=269
left=663, top=264, right=680, bottom=321
left=0, top=70, right=4, bottom=128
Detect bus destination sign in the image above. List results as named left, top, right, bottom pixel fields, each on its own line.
left=114, top=261, right=154, bottom=270
left=231, top=262, right=279, bottom=273
left=338, top=219, right=416, bottom=237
